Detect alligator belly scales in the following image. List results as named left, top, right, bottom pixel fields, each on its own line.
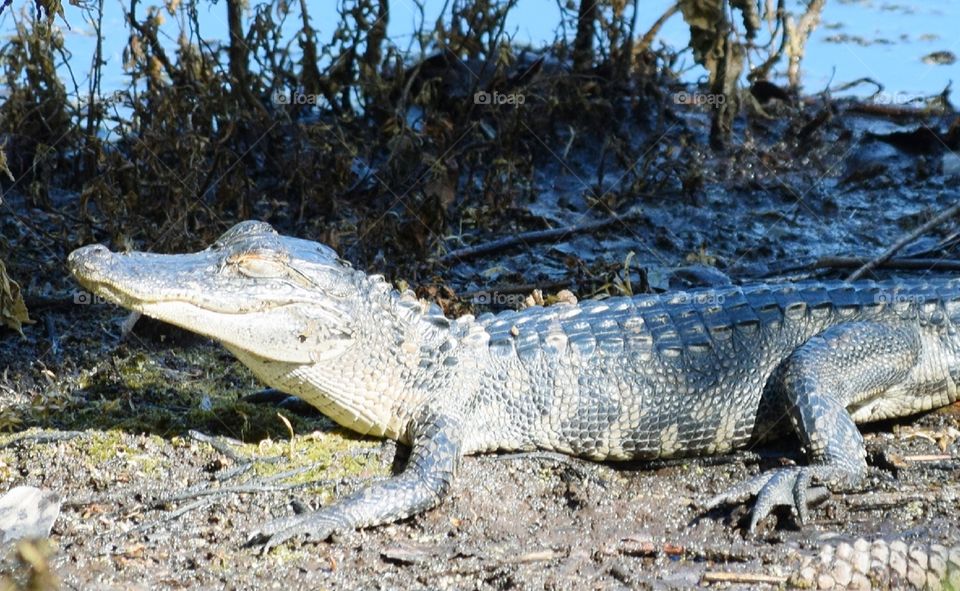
left=67, top=221, right=960, bottom=549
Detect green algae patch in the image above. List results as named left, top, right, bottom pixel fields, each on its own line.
left=240, top=428, right=387, bottom=498
left=0, top=449, right=13, bottom=481
left=74, top=430, right=170, bottom=477
left=69, top=344, right=286, bottom=440
left=24, top=337, right=390, bottom=499
left=80, top=429, right=129, bottom=464
left=0, top=405, right=24, bottom=432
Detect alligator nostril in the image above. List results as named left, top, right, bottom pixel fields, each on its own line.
left=67, top=244, right=112, bottom=271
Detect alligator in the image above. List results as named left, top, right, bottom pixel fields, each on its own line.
left=68, top=220, right=960, bottom=550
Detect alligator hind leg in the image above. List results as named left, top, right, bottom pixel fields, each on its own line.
left=706, top=321, right=921, bottom=531
left=247, top=413, right=462, bottom=551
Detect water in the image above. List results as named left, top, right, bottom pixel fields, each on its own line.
left=802, top=0, right=959, bottom=100
left=3, top=0, right=958, bottom=102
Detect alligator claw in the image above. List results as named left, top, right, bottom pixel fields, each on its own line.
left=246, top=510, right=346, bottom=553
left=706, top=467, right=830, bottom=532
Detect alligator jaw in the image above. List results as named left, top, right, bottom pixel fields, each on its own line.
left=66, top=224, right=359, bottom=365
left=69, top=244, right=209, bottom=312
left=68, top=243, right=294, bottom=314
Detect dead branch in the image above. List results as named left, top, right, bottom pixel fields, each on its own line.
left=847, top=196, right=960, bottom=280
left=702, top=572, right=788, bottom=585
left=440, top=210, right=644, bottom=264
left=818, top=256, right=960, bottom=273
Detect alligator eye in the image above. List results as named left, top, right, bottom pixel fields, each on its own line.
left=234, top=256, right=287, bottom=278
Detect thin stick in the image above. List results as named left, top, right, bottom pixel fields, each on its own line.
left=636, top=4, right=679, bottom=53
left=847, top=196, right=960, bottom=281
left=702, top=572, right=788, bottom=585
left=902, top=454, right=953, bottom=462
left=816, top=256, right=960, bottom=273
left=844, top=102, right=944, bottom=119
left=440, top=210, right=642, bottom=264
left=1, top=431, right=84, bottom=448
left=129, top=498, right=217, bottom=534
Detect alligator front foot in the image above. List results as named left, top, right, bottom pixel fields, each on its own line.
left=705, top=466, right=832, bottom=532
left=246, top=509, right=349, bottom=553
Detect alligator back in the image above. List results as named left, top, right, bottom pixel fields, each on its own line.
left=466, top=280, right=960, bottom=460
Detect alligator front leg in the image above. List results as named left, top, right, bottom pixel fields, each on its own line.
left=706, top=321, right=922, bottom=531
left=248, top=414, right=462, bottom=551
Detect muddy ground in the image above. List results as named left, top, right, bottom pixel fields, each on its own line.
left=2, top=94, right=960, bottom=590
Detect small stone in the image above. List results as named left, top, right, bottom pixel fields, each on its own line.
left=836, top=542, right=854, bottom=562
left=0, top=486, right=61, bottom=545
left=925, top=571, right=942, bottom=591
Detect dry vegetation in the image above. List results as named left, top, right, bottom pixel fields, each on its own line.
left=0, top=0, right=833, bottom=264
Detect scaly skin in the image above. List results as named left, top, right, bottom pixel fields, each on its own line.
left=790, top=538, right=960, bottom=590
left=67, top=221, right=960, bottom=548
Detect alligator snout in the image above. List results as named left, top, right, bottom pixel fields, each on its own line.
left=67, top=244, right=115, bottom=282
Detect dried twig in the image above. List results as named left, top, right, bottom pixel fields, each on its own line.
left=188, top=429, right=282, bottom=465
left=846, top=103, right=934, bottom=118
left=902, top=454, right=953, bottom=462
left=636, top=4, right=679, bottom=53
left=440, top=210, right=643, bottom=264
left=1, top=430, right=83, bottom=448
left=817, top=256, right=960, bottom=273
left=844, top=487, right=959, bottom=510
left=129, top=498, right=216, bottom=534
left=702, top=572, right=788, bottom=585
left=847, top=196, right=960, bottom=281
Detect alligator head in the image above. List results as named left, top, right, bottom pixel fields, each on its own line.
left=68, top=220, right=362, bottom=364
left=68, top=220, right=441, bottom=437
